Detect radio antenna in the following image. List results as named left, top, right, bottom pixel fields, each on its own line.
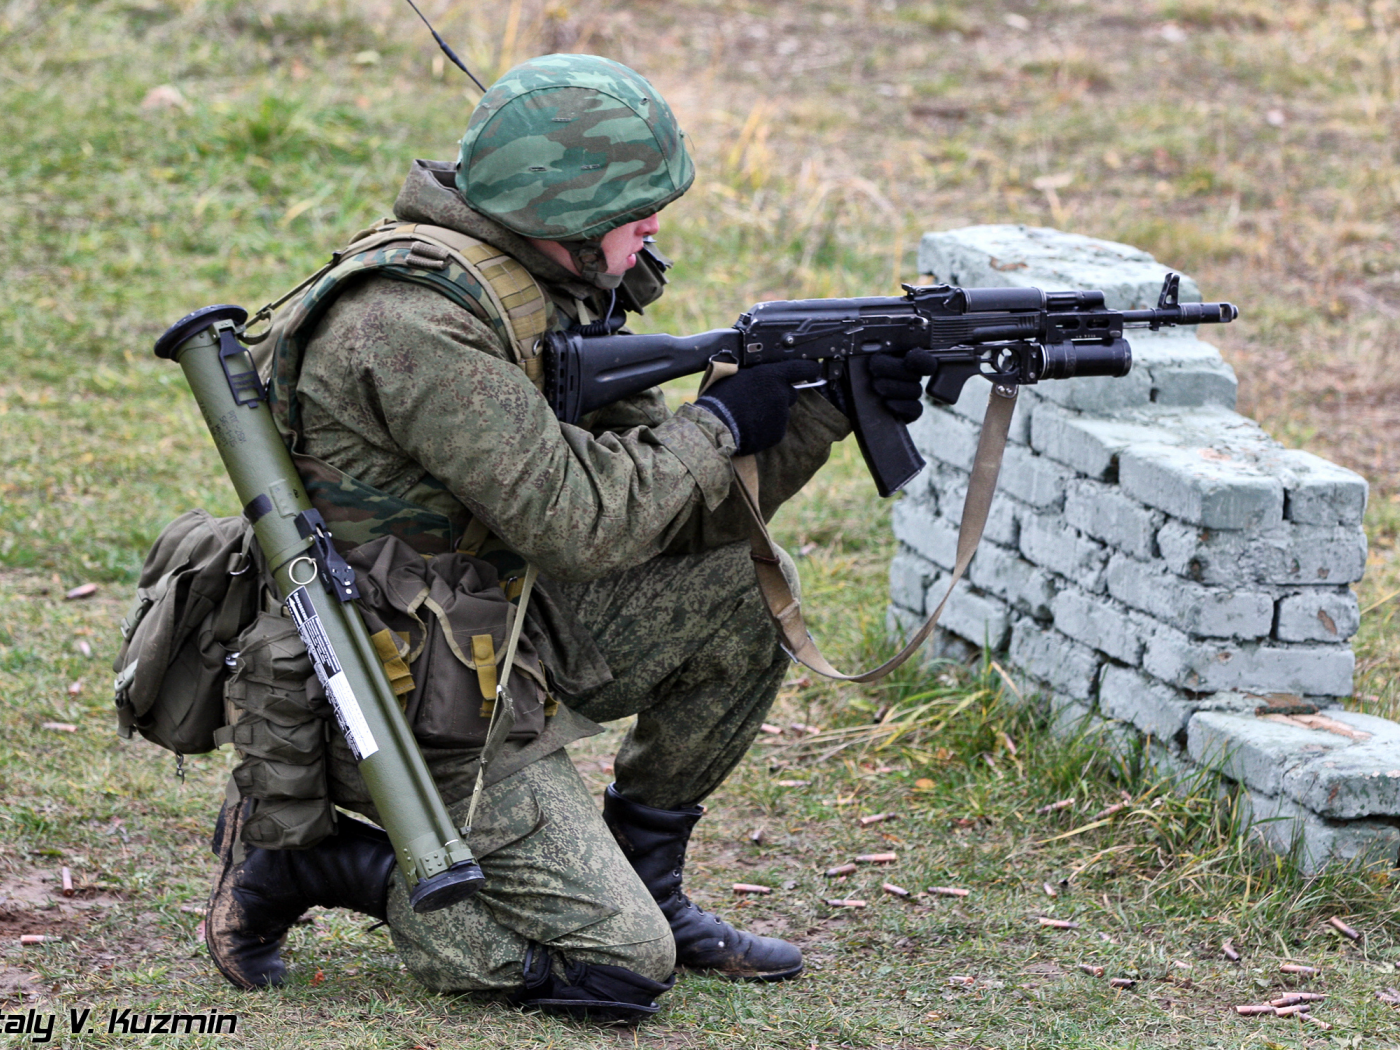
left=402, top=0, right=487, bottom=92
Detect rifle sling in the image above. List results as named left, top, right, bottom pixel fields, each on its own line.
left=735, top=384, right=1018, bottom=683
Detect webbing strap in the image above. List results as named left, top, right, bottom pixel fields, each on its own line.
left=345, top=222, right=551, bottom=380
left=738, top=384, right=1018, bottom=683
left=461, top=562, right=539, bottom=834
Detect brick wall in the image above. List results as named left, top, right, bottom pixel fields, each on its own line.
left=887, top=225, right=1398, bottom=873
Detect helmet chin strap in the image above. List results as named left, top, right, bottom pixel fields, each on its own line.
left=566, top=241, right=625, bottom=290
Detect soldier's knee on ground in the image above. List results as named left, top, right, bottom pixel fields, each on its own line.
left=563, top=924, right=676, bottom=985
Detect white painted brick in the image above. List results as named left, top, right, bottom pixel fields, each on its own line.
left=1188, top=710, right=1332, bottom=797
left=918, top=224, right=1203, bottom=309
left=1019, top=514, right=1109, bottom=592
left=1033, top=369, right=1154, bottom=414
left=889, top=549, right=937, bottom=614
left=892, top=500, right=958, bottom=570
left=1008, top=620, right=1100, bottom=700
left=924, top=572, right=1011, bottom=650
left=1191, top=709, right=1400, bottom=821
left=1063, top=478, right=1163, bottom=559
left=1275, top=590, right=1360, bottom=643
left=984, top=496, right=1021, bottom=549
left=999, top=445, right=1074, bottom=510
left=967, top=542, right=1057, bottom=619
left=1241, top=789, right=1400, bottom=876
left=1030, top=404, right=1143, bottom=479
left=1143, top=627, right=1355, bottom=696
left=909, top=406, right=980, bottom=472
left=1105, top=553, right=1274, bottom=639
left=928, top=467, right=1020, bottom=548
left=1050, top=587, right=1155, bottom=665
left=1131, top=330, right=1238, bottom=409
left=1099, top=664, right=1197, bottom=742
left=925, top=461, right=968, bottom=520
left=1273, top=449, right=1369, bottom=526
left=1277, top=710, right=1400, bottom=818
left=1156, top=520, right=1367, bottom=586
left=1119, top=443, right=1284, bottom=530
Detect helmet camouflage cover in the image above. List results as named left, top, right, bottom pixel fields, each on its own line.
left=455, top=53, right=695, bottom=244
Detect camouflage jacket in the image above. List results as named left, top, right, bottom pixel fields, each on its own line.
left=293, top=159, right=852, bottom=698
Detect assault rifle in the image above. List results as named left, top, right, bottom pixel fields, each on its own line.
left=544, top=273, right=1238, bottom=497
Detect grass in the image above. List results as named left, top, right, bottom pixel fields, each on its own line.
left=2, top=0, right=1399, bottom=1046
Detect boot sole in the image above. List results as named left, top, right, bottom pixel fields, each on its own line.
left=683, top=962, right=804, bottom=983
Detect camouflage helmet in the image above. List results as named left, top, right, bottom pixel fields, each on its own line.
left=455, top=53, right=694, bottom=287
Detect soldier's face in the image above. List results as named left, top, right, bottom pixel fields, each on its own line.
left=531, top=214, right=661, bottom=278
left=598, top=214, right=661, bottom=275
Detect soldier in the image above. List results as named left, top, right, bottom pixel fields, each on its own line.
left=204, top=53, right=929, bottom=1020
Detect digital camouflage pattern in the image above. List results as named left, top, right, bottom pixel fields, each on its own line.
left=385, top=749, right=676, bottom=990
left=456, top=54, right=695, bottom=242
left=269, top=157, right=849, bottom=990
left=360, top=540, right=790, bottom=990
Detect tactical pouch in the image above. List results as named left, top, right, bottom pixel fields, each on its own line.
left=218, top=612, right=337, bottom=850
left=345, top=536, right=551, bottom=750
left=112, top=510, right=262, bottom=755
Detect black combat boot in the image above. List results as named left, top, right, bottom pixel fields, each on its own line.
left=508, top=943, right=676, bottom=1023
left=601, top=784, right=803, bottom=982
left=205, top=798, right=397, bottom=990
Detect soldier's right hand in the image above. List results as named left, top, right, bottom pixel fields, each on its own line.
left=694, top=360, right=822, bottom=456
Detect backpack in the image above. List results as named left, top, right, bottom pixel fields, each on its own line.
left=112, top=510, right=263, bottom=755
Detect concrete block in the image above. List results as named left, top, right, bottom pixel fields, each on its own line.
left=1119, top=443, right=1284, bottom=530
left=1099, top=664, right=1197, bottom=742
left=889, top=549, right=937, bottom=615
left=918, top=224, right=1202, bottom=310
left=1242, top=789, right=1400, bottom=875
left=1030, top=404, right=1150, bottom=480
left=892, top=501, right=959, bottom=570
left=909, top=406, right=980, bottom=472
left=1063, top=478, right=1163, bottom=559
left=1009, top=620, right=1101, bottom=700
left=1019, top=514, right=1109, bottom=592
left=984, top=496, right=1021, bottom=549
left=1187, top=710, right=1344, bottom=797
left=1105, top=553, right=1274, bottom=639
left=1146, top=628, right=1355, bottom=696
left=1276, top=590, right=1361, bottom=643
left=1032, top=369, right=1154, bottom=414
left=967, top=539, right=1058, bottom=619
left=925, top=572, right=1012, bottom=650
left=929, top=467, right=1020, bottom=548
left=1277, top=710, right=1400, bottom=818
left=1051, top=588, right=1156, bottom=665
left=1130, top=330, right=1238, bottom=409
left=1156, top=521, right=1368, bottom=587
left=1000, top=445, right=1074, bottom=510
left=1273, top=448, right=1368, bottom=526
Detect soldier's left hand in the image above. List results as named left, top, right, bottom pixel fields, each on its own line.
left=870, top=349, right=937, bottom=423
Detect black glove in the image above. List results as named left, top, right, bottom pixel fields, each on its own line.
left=868, top=348, right=939, bottom=423
left=695, top=359, right=821, bottom=456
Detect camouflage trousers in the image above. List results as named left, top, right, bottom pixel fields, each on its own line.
left=386, top=540, right=791, bottom=992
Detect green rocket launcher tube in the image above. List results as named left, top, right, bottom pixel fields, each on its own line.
left=154, top=304, right=485, bottom=913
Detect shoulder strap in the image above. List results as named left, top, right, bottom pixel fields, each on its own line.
left=342, top=222, right=554, bottom=387
left=739, top=385, right=1018, bottom=682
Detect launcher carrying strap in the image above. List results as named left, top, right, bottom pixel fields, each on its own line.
left=735, top=384, right=1018, bottom=683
